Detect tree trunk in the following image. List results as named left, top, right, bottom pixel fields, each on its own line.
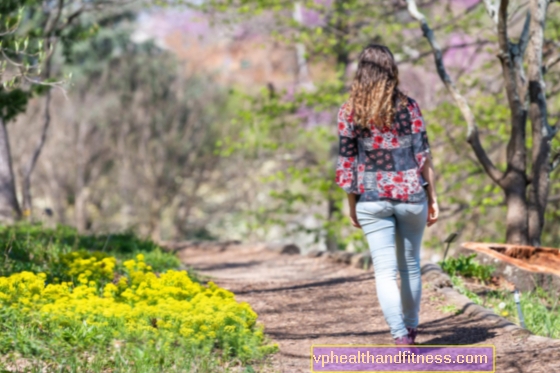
left=503, top=182, right=529, bottom=245
left=75, top=120, right=88, bottom=233
left=496, top=0, right=532, bottom=245
left=526, top=0, right=553, bottom=246
left=21, top=90, right=52, bottom=216
left=325, top=0, right=350, bottom=252
left=0, top=119, right=22, bottom=222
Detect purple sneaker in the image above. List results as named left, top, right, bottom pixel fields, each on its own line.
left=394, top=335, right=414, bottom=345
left=407, top=327, right=418, bottom=344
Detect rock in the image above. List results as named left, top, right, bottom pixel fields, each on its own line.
left=351, top=252, right=372, bottom=270
left=267, top=243, right=301, bottom=255
left=331, top=251, right=353, bottom=265
left=306, top=250, right=324, bottom=258
left=421, top=263, right=452, bottom=288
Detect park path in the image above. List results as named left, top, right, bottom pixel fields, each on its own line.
left=174, top=243, right=560, bottom=373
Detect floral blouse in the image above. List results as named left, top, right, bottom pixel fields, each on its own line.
left=335, top=96, right=431, bottom=203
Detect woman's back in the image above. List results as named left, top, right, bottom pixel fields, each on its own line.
left=335, top=96, right=431, bottom=203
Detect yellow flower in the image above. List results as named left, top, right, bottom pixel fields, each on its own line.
left=0, top=251, right=266, bottom=360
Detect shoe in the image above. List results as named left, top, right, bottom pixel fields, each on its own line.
left=394, top=335, right=414, bottom=345
left=407, top=327, right=418, bottom=344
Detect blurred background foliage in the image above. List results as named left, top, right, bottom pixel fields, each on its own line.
left=4, top=0, right=560, bottom=252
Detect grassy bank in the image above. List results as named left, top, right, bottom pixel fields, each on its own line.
left=440, top=254, right=560, bottom=339
left=0, top=224, right=277, bottom=372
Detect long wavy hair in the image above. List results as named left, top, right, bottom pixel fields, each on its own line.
left=348, top=44, right=407, bottom=129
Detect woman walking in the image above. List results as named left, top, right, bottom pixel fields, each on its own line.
left=335, top=44, right=439, bottom=345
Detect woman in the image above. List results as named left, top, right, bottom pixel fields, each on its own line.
left=335, top=44, right=439, bottom=345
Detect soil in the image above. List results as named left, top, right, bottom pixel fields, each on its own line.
left=175, top=243, right=560, bottom=373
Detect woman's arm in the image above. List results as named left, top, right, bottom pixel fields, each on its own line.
left=421, top=154, right=439, bottom=227
left=347, top=193, right=361, bottom=228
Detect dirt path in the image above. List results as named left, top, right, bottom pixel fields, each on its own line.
left=176, top=244, right=560, bottom=373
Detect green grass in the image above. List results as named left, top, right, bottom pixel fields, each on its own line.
left=449, top=275, right=560, bottom=339
left=0, top=223, right=180, bottom=280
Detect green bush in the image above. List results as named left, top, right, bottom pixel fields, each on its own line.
left=439, top=253, right=495, bottom=283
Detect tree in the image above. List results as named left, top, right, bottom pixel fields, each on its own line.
left=0, top=0, right=127, bottom=223
left=406, top=0, right=560, bottom=246
left=199, top=0, right=454, bottom=250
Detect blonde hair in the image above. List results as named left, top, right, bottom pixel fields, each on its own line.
left=348, top=44, right=407, bottom=129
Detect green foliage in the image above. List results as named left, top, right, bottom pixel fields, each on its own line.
left=220, top=80, right=370, bottom=250
left=0, top=223, right=179, bottom=280
left=454, top=281, right=560, bottom=339
left=439, top=254, right=495, bottom=283
left=0, top=87, right=30, bottom=121
left=0, top=0, right=114, bottom=123
left=201, top=0, right=416, bottom=250
left=438, top=304, right=462, bottom=315
left=450, top=275, right=483, bottom=305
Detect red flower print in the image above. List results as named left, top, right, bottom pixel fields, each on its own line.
left=335, top=100, right=429, bottom=202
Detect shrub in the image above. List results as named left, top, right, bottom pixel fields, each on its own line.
left=439, top=253, right=495, bottom=283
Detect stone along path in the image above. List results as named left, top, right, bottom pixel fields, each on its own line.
left=174, top=243, right=560, bottom=373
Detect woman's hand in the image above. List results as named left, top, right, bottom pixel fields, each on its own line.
left=349, top=210, right=361, bottom=228
left=347, top=193, right=361, bottom=228
left=427, top=200, right=439, bottom=227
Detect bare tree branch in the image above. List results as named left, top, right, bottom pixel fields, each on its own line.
left=519, top=11, right=531, bottom=56
left=526, top=0, right=554, bottom=245
left=544, top=52, right=560, bottom=73
left=548, top=194, right=560, bottom=202
left=406, top=0, right=505, bottom=185
left=514, top=12, right=531, bottom=102
left=550, top=152, right=560, bottom=172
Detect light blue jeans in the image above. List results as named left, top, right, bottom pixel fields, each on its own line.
left=356, top=199, right=428, bottom=339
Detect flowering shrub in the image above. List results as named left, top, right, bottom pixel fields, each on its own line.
left=0, top=253, right=276, bottom=366
left=61, top=250, right=117, bottom=283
